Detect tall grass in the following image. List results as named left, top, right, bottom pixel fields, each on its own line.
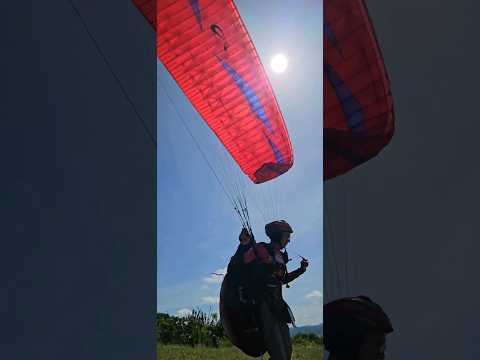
left=156, top=309, right=224, bottom=347
left=156, top=309, right=323, bottom=351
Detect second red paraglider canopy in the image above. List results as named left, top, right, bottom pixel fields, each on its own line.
left=324, top=0, right=395, bottom=180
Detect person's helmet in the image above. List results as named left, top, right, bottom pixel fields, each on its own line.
left=265, top=220, right=293, bottom=240
left=324, top=296, right=393, bottom=352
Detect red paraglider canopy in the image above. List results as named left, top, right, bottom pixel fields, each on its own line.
left=132, top=0, right=294, bottom=184
left=132, top=0, right=155, bottom=28
left=324, top=0, right=395, bottom=180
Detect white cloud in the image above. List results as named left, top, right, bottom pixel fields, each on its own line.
left=201, top=296, right=220, bottom=305
left=176, top=308, right=192, bottom=317
left=306, top=290, right=323, bottom=302
left=202, top=267, right=227, bottom=285
left=292, top=303, right=323, bottom=326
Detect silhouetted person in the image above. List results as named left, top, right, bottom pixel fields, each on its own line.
left=227, top=220, right=308, bottom=360
left=324, top=296, right=393, bottom=360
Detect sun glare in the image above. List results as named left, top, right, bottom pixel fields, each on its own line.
left=270, top=53, right=288, bottom=74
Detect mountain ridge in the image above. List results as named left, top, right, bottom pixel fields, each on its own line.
left=290, top=324, right=323, bottom=337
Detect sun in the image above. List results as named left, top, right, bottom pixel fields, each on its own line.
left=270, top=53, right=289, bottom=74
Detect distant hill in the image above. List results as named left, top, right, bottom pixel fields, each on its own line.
left=290, top=324, right=323, bottom=337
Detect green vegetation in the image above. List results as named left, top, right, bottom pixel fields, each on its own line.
left=292, top=333, right=323, bottom=346
left=156, top=310, right=323, bottom=359
left=157, top=343, right=323, bottom=360
left=156, top=310, right=223, bottom=347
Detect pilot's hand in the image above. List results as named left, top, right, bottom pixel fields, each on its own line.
left=239, top=228, right=252, bottom=245
left=300, top=259, right=309, bottom=271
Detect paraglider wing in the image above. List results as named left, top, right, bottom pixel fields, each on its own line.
left=131, top=0, right=156, bottom=29
left=324, top=0, right=394, bottom=180
left=134, top=0, right=294, bottom=184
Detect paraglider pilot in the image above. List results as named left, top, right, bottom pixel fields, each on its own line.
left=324, top=296, right=394, bottom=360
left=225, top=220, right=309, bottom=360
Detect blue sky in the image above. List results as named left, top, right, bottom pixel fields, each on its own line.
left=157, top=0, right=323, bottom=326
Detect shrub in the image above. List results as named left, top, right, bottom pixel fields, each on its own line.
left=156, top=309, right=224, bottom=347
left=292, top=333, right=323, bottom=346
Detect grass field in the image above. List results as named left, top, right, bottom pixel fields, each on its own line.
left=157, top=343, right=323, bottom=360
